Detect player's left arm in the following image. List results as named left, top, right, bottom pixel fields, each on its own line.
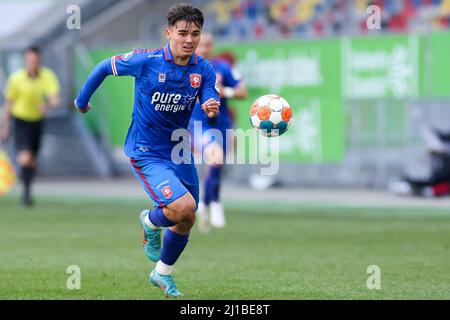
left=74, top=50, right=147, bottom=113
left=74, top=58, right=112, bottom=113
left=199, top=62, right=220, bottom=119
left=221, top=64, right=248, bottom=100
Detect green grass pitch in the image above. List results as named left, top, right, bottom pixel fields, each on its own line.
left=1, top=196, right=450, bottom=299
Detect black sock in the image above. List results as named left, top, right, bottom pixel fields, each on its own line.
left=21, top=166, right=35, bottom=199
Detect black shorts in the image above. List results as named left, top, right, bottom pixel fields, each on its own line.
left=12, top=117, right=44, bottom=154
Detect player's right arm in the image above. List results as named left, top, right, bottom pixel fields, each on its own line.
left=74, top=50, right=148, bottom=113
left=199, top=62, right=220, bottom=119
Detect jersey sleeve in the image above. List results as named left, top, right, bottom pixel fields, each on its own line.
left=221, top=62, right=241, bottom=88
left=3, top=74, right=18, bottom=100
left=110, top=49, right=149, bottom=78
left=75, top=49, right=148, bottom=108
left=199, top=61, right=220, bottom=106
left=43, top=70, right=60, bottom=96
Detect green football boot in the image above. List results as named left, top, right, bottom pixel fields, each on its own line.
left=149, top=269, right=183, bottom=298
left=139, top=210, right=161, bottom=262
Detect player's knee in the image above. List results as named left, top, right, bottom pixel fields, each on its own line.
left=181, top=201, right=197, bottom=223
left=18, top=151, right=34, bottom=166
left=173, top=199, right=196, bottom=223
left=184, top=209, right=196, bottom=226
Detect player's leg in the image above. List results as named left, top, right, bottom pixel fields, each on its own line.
left=17, top=150, right=35, bottom=205
left=196, top=197, right=209, bottom=233
left=144, top=192, right=196, bottom=298
left=202, top=130, right=227, bottom=228
left=189, top=121, right=211, bottom=233
left=204, top=163, right=225, bottom=228
left=131, top=159, right=174, bottom=262
left=203, top=144, right=223, bottom=207
left=14, top=119, right=42, bottom=206
left=148, top=162, right=199, bottom=296
left=130, top=159, right=197, bottom=297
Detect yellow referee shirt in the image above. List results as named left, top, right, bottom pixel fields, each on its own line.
left=4, top=67, right=60, bottom=122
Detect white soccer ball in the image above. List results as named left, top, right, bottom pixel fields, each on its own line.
left=249, top=94, right=293, bottom=137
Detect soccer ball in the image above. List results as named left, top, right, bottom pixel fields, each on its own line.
left=249, top=94, right=293, bottom=137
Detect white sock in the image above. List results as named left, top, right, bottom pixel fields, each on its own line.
left=155, top=260, right=173, bottom=275
left=145, top=212, right=159, bottom=230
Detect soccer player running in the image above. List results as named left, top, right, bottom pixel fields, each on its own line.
left=1, top=46, right=60, bottom=206
left=189, top=33, right=248, bottom=232
left=74, top=3, right=220, bottom=297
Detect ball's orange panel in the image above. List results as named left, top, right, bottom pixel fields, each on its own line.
left=282, top=106, right=293, bottom=122
left=257, top=105, right=271, bottom=120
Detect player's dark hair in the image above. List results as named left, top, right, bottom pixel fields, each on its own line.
left=167, top=3, right=204, bottom=29
left=25, top=45, right=42, bottom=55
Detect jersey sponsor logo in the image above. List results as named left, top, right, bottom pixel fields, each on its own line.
left=151, top=92, right=182, bottom=104
left=158, top=73, right=166, bottom=83
left=182, top=92, right=197, bottom=108
left=138, top=146, right=150, bottom=153
left=162, top=185, right=172, bottom=199
left=156, top=180, right=170, bottom=189
left=190, top=74, right=201, bottom=88
left=151, top=91, right=198, bottom=113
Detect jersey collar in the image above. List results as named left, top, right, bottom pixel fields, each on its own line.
left=164, top=43, right=198, bottom=65
left=26, top=68, right=41, bottom=78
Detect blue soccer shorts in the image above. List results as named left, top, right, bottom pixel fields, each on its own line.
left=130, top=158, right=199, bottom=209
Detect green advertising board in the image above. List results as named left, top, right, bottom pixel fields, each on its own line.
left=342, top=34, right=422, bottom=99
left=220, top=39, right=344, bottom=163
left=425, top=32, right=450, bottom=97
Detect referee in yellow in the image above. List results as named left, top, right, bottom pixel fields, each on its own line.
left=0, top=46, right=60, bottom=206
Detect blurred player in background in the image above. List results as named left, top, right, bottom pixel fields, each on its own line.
left=74, top=3, right=220, bottom=297
left=390, top=127, right=450, bottom=197
left=189, top=33, right=248, bottom=233
left=0, top=46, right=60, bottom=206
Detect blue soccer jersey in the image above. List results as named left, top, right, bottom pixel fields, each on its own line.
left=190, top=58, right=241, bottom=130
left=76, top=44, right=220, bottom=160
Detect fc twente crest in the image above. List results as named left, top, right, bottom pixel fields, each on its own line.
left=190, top=74, right=201, bottom=88
left=162, top=185, right=173, bottom=199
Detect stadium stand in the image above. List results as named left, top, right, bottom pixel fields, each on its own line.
left=200, top=0, right=450, bottom=41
